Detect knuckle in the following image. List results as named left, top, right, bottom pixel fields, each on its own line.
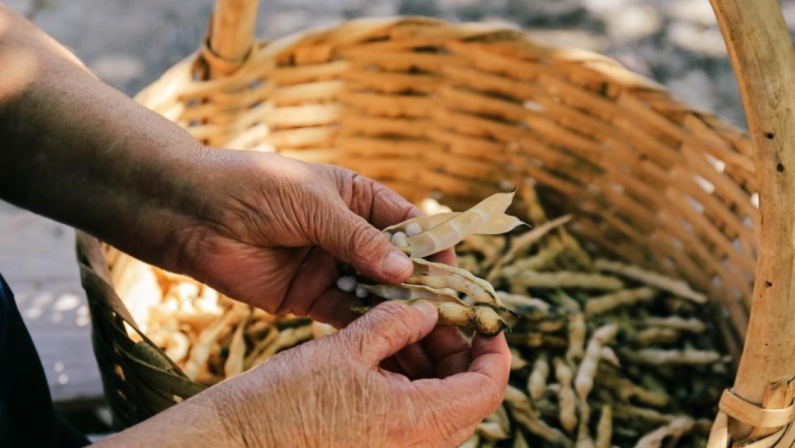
left=349, top=221, right=385, bottom=260
left=349, top=174, right=377, bottom=218
left=367, top=303, right=417, bottom=348
left=375, top=301, right=419, bottom=328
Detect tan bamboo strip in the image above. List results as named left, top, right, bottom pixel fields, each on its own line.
left=208, top=0, right=259, bottom=77
left=711, top=0, right=795, bottom=441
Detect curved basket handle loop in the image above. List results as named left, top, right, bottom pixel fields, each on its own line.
left=711, top=0, right=795, bottom=442
left=207, top=0, right=260, bottom=77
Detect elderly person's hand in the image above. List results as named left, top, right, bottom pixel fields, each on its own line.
left=0, top=6, right=511, bottom=446
left=99, top=301, right=511, bottom=448
left=168, top=150, right=426, bottom=326
left=159, top=150, right=463, bottom=378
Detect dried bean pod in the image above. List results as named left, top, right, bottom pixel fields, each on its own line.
left=361, top=283, right=465, bottom=305
left=637, top=316, right=707, bottom=333
left=633, top=328, right=680, bottom=347
left=480, top=214, right=527, bottom=234
left=411, top=258, right=506, bottom=309
left=500, top=214, right=573, bottom=266
left=619, top=348, right=723, bottom=366
left=507, top=332, right=567, bottom=348
left=575, top=324, right=619, bottom=402
left=612, top=405, right=684, bottom=426
left=513, top=431, right=529, bottom=448
left=528, top=353, right=550, bottom=399
left=510, top=348, right=529, bottom=371
left=459, top=235, right=504, bottom=263
left=384, top=212, right=524, bottom=237
left=496, top=292, right=551, bottom=316
left=383, top=212, right=457, bottom=235
left=633, top=417, right=694, bottom=448
left=514, top=272, right=624, bottom=290
left=353, top=301, right=508, bottom=336
left=249, top=325, right=313, bottom=367
left=594, top=259, right=707, bottom=304
left=596, top=373, right=671, bottom=408
left=407, top=190, right=516, bottom=258
left=499, top=244, right=565, bottom=279
left=184, top=306, right=248, bottom=380
left=551, top=290, right=583, bottom=313
left=600, top=347, right=621, bottom=368
left=554, top=357, right=578, bottom=433
left=584, top=288, right=656, bottom=315
left=244, top=326, right=278, bottom=370
left=477, top=421, right=509, bottom=441
left=596, top=406, right=612, bottom=448
left=504, top=385, right=574, bottom=448
left=566, top=313, right=586, bottom=363
left=223, top=317, right=248, bottom=377
left=311, top=321, right=336, bottom=339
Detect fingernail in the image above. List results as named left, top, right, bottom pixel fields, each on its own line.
left=411, top=300, right=437, bottom=318
left=406, top=206, right=423, bottom=219
left=381, top=251, right=412, bottom=278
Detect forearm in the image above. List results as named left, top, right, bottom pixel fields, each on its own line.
left=92, top=391, right=248, bottom=448
left=0, top=5, right=210, bottom=268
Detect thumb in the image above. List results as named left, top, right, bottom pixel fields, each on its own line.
left=315, top=204, right=413, bottom=284
left=338, top=301, right=439, bottom=365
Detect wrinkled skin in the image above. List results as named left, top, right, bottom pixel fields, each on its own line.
left=175, top=151, right=422, bottom=325
left=0, top=5, right=512, bottom=446
left=171, top=150, right=462, bottom=378
left=207, top=301, right=511, bottom=448
left=98, top=301, right=511, bottom=448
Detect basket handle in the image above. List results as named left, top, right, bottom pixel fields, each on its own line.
left=710, top=0, right=795, bottom=440
left=206, top=0, right=260, bottom=77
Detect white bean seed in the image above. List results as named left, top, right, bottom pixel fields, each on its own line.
left=391, top=231, right=408, bottom=247
left=405, top=223, right=422, bottom=236
left=336, top=276, right=357, bottom=293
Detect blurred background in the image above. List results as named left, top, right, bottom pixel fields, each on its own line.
left=1, top=0, right=790, bottom=438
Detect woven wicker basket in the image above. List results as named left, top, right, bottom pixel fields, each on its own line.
left=75, top=0, right=795, bottom=445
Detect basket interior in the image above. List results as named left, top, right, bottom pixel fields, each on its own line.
left=133, top=17, right=757, bottom=359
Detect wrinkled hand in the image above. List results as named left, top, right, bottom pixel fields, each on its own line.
left=178, top=150, right=419, bottom=322
left=173, top=149, right=459, bottom=378
left=208, top=301, right=511, bottom=448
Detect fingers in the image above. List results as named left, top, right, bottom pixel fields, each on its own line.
left=337, top=300, right=438, bottom=364
left=468, top=332, right=511, bottom=385
left=315, top=205, right=413, bottom=284
left=408, top=333, right=510, bottom=426
left=379, top=356, right=408, bottom=376
left=278, top=248, right=339, bottom=316
left=394, top=342, right=435, bottom=379
left=422, top=326, right=471, bottom=378
left=347, top=173, right=421, bottom=230
left=305, top=288, right=364, bottom=329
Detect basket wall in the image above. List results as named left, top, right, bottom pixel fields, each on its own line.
left=137, top=17, right=756, bottom=351
left=85, top=16, right=758, bottom=428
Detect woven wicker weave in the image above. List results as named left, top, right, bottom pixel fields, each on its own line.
left=75, top=0, right=795, bottom=445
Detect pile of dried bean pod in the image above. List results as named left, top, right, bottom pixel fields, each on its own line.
left=452, top=185, right=730, bottom=448
left=124, top=185, right=730, bottom=447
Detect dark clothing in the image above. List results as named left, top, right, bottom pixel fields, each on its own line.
left=0, top=273, right=89, bottom=448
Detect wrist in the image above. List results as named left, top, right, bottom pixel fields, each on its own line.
left=112, top=143, right=225, bottom=273
left=161, top=149, right=282, bottom=275
left=202, top=368, right=281, bottom=448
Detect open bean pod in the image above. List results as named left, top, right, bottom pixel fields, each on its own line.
left=345, top=191, right=524, bottom=336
